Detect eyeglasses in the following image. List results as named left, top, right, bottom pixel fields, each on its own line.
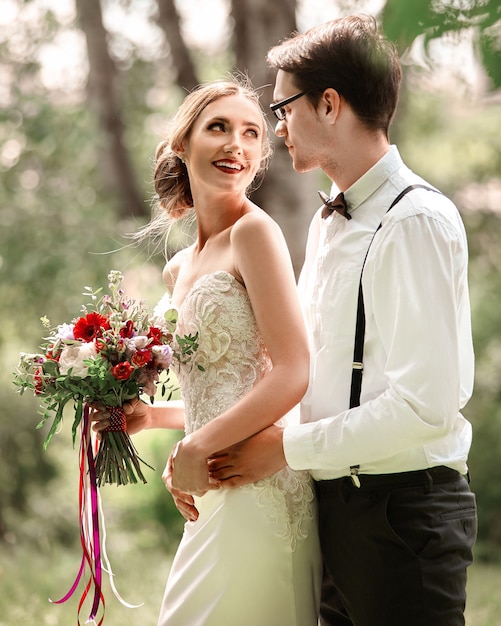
left=269, top=91, right=307, bottom=121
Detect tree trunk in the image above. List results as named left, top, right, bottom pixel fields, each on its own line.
left=155, top=0, right=199, bottom=92
left=75, top=0, right=146, bottom=218
left=231, top=0, right=317, bottom=276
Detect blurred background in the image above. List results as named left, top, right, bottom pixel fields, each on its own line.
left=1, top=0, right=501, bottom=624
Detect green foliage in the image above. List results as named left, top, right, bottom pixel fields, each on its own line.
left=175, top=332, right=203, bottom=368
left=0, top=524, right=172, bottom=625
left=480, top=25, right=501, bottom=87
left=0, top=6, right=158, bottom=543
left=0, top=95, right=131, bottom=339
left=382, top=0, right=501, bottom=90
left=397, top=89, right=501, bottom=193
left=0, top=394, right=58, bottom=538
left=382, top=0, right=434, bottom=48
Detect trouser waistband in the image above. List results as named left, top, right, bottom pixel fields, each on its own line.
left=315, top=466, right=464, bottom=492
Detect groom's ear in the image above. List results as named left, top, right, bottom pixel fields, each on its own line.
left=320, top=88, right=342, bottom=124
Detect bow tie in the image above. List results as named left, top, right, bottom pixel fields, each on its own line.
left=319, top=190, right=351, bottom=220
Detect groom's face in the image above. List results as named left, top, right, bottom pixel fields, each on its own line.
left=271, top=70, right=324, bottom=174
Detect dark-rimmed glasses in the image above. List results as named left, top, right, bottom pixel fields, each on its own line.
left=269, top=91, right=307, bottom=121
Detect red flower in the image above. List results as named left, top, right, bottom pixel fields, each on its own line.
left=73, top=313, right=110, bottom=342
left=111, top=361, right=134, bottom=380
left=147, top=326, right=163, bottom=346
left=132, top=349, right=152, bottom=367
left=120, top=320, right=135, bottom=339
left=34, top=367, right=44, bottom=395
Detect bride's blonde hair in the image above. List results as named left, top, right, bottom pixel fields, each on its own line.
left=137, top=76, right=271, bottom=247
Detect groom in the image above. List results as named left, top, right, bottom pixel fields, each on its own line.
left=174, top=16, right=478, bottom=626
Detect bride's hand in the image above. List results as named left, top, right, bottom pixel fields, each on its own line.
left=90, top=398, right=151, bottom=436
left=166, top=438, right=220, bottom=497
left=162, top=449, right=200, bottom=522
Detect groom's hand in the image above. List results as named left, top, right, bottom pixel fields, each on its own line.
left=208, top=425, right=286, bottom=487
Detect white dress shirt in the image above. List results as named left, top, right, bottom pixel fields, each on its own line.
left=284, top=146, right=474, bottom=480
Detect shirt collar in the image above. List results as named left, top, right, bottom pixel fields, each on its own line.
left=330, top=146, right=403, bottom=215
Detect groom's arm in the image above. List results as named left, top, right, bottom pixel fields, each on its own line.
left=208, top=424, right=287, bottom=486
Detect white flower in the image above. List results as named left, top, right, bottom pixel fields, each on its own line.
left=56, top=323, right=75, bottom=340
left=130, top=335, right=149, bottom=350
left=59, top=342, right=97, bottom=377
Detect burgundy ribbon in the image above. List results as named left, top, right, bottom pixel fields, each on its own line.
left=104, top=405, right=127, bottom=432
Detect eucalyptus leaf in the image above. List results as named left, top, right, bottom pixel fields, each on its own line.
left=163, top=308, right=178, bottom=332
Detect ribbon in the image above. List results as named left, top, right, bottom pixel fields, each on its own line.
left=49, top=403, right=142, bottom=624
left=104, top=406, right=127, bottom=432
left=98, top=494, right=143, bottom=610
left=50, top=403, right=105, bottom=624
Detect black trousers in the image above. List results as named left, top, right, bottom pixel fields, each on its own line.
left=315, top=467, right=477, bottom=626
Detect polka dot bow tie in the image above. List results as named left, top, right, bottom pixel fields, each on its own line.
left=318, top=190, right=351, bottom=220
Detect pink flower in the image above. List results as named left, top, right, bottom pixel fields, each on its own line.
left=152, top=344, right=173, bottom=368
left=130, top=335, right=149, bottom=350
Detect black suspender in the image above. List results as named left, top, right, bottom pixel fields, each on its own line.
left=348, top=184, right=440, bottom=486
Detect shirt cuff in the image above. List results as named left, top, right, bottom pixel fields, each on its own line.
left=283, top=421, right=318, bottom=471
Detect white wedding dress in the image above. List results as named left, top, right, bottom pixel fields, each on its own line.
left=157, top=271, right=321, bottom=626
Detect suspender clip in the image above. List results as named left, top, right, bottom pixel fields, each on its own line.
left=350, top=465, right=361, bottom=488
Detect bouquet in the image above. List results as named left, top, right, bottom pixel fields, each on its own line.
left=13, top=270, right=198, bottom=624
left=14, top=270, right=197, bottom=486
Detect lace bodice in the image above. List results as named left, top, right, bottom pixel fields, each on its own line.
left=175, top=271, right=271, bottom=434
left=159, top=271, right=316, bottom=550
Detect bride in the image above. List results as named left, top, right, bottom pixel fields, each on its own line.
left=94, top=77, right=321, bottom=626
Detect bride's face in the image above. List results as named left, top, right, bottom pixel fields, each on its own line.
left=180, top=94, right=265, bottom=198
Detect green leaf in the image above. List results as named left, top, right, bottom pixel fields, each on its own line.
left=42, top=359, right=59, bottom=377
left=163, top=307, right=178, bottom=332
left=72, top=399, right=83, bottom=447
left=480, top=29, right=501, bottom=90
left=43, top=407, right=64, bottom=450
left=36, top=416, right=48, bottom=429
left=382, top=0, right=437, bottom=52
